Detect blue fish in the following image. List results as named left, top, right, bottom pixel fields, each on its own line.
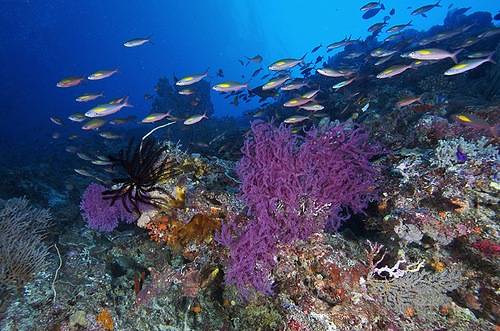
left=362, top=3, right=385, bottom=19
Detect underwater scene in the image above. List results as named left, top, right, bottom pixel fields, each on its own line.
left=1, top=0, right=499, bottom=330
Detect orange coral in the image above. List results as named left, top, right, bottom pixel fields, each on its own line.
left=96, top=308, right=113, bottom=331
left=146, top=213, right=221, bottom=250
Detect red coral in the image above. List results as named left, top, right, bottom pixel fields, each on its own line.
left=472, top=239, right=500, bottom=257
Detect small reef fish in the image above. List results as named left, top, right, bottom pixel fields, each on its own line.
left=376, top=64, right=414, bottom=79
left=141, top=113, right=170, bottom=123
left=68, top=113, right=86, bottom=122
left=76, top=93, right=104, bottom=102
left=184, top=114, right=208, bottom=125
left=407, top=48, right=462, bottom=63
left=311, top=44, right=322, bottom=53
left=327, top=37, right=355, bottom=51
left=268, top=55, right=306, bottom=71
left=283, top=97, right=312, bottom=108
left=178, top=88, right=195, bottom=95
left=283, top=115, right=309, bottom=124
left=85, top=97, right=132, bottom=118
left=212, top=81, right=248, bottom=93
left=77, top=152, right=92, bottom=161
left=368, top=22, right=388, bottom=34
left=478, top=28, right=500, bottom=39
left=411, top=1, right=441, bottom=17
left=52, top=132, right=60, bottom=139
left=74, top=169, right=93, bottom=177
left=362, top=4, right=385, bottom=20
left=317, top=68, right=354, bottom=78
left=91, top=159, right=114, bottom=166
left=453, top=113, right=498, bottom=136
left=396, top=96, right=422, bottom=109
left=299, top=102, right=324, bottom=111
left=110, top=116, right=135, bottom=125
left=332, top=78, right=355, bottom=90
left=56, top=76, right=84, bottom=88
left=176, top=71, right=208, bottom=86
left=360, top=1, right=382, bottom=11
left=374, top=54, right=394, bottom=66
left=65, top=146, right=78, bottom=153
left=444, top=54, right=496, bottom=76
left=280, top=80, right=308, bottom=91
left=246, top=55, right=263, bottom=65
left=123, top=36, right=151, bottom=47
left=370, top=48, right=397, bottom=58
left=50, top=116, right=63, bottom=125
left=82, top=118, right=106, bottom=130
left=88, top=69, right=118, bottom=81
left=301, top=89, right=320, bottom=99
left=99, top=131, right=121, bottom=139
left=262, top=75, right=290, bottom=90
left=387, top=21, right=412, bottom=33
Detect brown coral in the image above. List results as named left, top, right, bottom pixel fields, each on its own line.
left=96, top=308, right=113, bottom=331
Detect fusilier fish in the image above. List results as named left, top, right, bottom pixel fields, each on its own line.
left=360, top=1, right=382, bottom=11
left=444, top=54, right=496, bottom=76
left=99, top=131, right=121, bottom=139
left=332, top=78, right=355, bottom=90
left=85, top=97, right=132, bottom=118
left=50, top=116, right=63, bottom=125
left=407, top=48, right=462, bottom=63
left=123, top=36, right=151, bottom=47
left=370, top=48, right=397, bottom=58
left=268, top=54, right=306, bottom=71
left=262, top=75, right=290, bottom=90
left=301, top=89, right=320, bottom=99
left=396, top=96, right=422, bottom=109
left=387, top=21, right=412, bottom=33
left=76, top=93, right=104, bottom=102
left=317, top=68, right=354, bottom=78
left=376, top=64, right=414, bottom=78
left=68, top=113, right=86, bottom=122
left=178, top=88, right=194, bottom=95
left=74, top=169, right=93, bottom=177
left=141, top=113, right=170, bottom=123
left=56, top=76, right=84, bottom=88
left=283, top=97, right=312, bottom=108
left=411, top=1, right=441, bottom=17
left=82, top=118, right=106, bottom=130
left=299, top=102, right=324, bottom=111
left=280, top=80, right=308, bottom=91
left=283, top=115, right=309, bottom=124
left=176, top=71, right=208, bottom=86
left=212, top=81, right=248, bottom=93
left=184, top=114, right=208, bottom=125
left=88, top=69, right=118, bottom=81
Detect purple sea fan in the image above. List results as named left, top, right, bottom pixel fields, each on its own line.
left=80, top=183, right=136, bottom=232
left=219, top=120, right=383, bottom=296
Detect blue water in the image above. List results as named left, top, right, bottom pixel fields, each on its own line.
left=0, top=0, right=497, bottom=152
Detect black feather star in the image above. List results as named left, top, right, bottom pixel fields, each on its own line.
left=102, top=138, right=179, bottom=213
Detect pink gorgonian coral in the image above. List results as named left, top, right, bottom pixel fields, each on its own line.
left=80, top=183, right=136, bottom=232
left=217, top=120, right=383, bottom=297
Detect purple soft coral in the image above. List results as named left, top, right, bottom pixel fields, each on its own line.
left=218, top=120, right=382, bottom=297
left=80, top=183, right=136, bottom=232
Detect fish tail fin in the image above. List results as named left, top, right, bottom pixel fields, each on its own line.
left=486, top=53, right=497, bottom=64
left=435, top=0, right=442, bottom=7
left=300, top=52, right=308, bottom=61
left=381, top=3, right=385, bottom=10
left=408, top=20, right=413, bottom=26
left=451, top=49, right=464, bottom=63
left=422, top=13, right=427, bottom=18
left=124, top=96, right=133, bottom=108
